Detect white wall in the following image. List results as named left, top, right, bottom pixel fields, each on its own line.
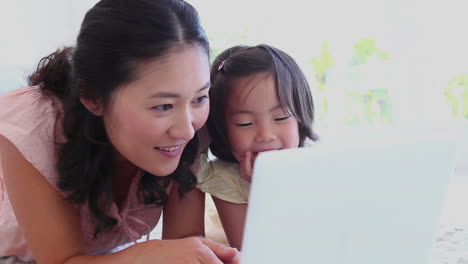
left=0, top=1, right=98, bottom=92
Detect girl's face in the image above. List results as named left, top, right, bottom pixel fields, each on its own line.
left=103, top=45, right=210, bottom=176
left=225, top=72, right=300, bottom=162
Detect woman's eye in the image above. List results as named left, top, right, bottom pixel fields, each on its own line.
left=275, top=116, right=290, bottom=121
left=236, top=122, right=253, bottom=127
left=193, top=95, right=208, bottom=105
left=153, top=104, right=173, bottom=112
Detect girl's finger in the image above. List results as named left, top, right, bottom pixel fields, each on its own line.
left=240, top=151, right=253, bottom=182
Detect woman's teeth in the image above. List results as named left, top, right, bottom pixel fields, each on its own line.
left=157, top=146, right=181, bottom=152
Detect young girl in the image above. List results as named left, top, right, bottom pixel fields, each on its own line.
left=196, top=44, right=319, bottom=249
left=0, top=0, right=239, bottom=263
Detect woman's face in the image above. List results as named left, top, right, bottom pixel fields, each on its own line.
left=103, top=45, right=210, bottom=176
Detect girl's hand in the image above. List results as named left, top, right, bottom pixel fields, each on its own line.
left=240, top=151, right=256, bottom=183
left=130, top=237, right=240, bottom=264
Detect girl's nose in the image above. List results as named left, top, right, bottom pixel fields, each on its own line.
left=254, top=124, right=276, bottom=143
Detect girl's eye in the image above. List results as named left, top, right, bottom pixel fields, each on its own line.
left=236, top=122, right=253, bottom=127
left=275, top=116, right=290, bottom=121
left=153, top=104, right=173, bottom=112
left=193, top=95, right=208, bottom=105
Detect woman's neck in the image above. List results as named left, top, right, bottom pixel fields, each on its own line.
left=113, top=156, right=140, bottom=208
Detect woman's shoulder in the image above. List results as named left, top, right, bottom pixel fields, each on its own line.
left=0, top=86, right=41, bottom=102
left=1, top=85, right=60, bottom=111
left=0, top=86, right=62, bottom=129
left=0, top=86, right=64, bottom=187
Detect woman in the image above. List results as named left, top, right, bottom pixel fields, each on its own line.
left=0, top=0, right=239, bottom=263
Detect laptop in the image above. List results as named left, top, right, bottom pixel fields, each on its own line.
left=241, top=129, right=457, bottom=264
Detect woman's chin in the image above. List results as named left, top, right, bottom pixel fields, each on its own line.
left=149, top=158, right=181, bottom=176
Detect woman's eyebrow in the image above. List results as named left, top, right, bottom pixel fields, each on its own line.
left=149, top=82, right=211, bottom=98
left=196, top=82, right=211, bottom=92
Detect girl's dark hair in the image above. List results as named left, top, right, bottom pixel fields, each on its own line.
left=208, top=44, right=318, bottom=162
left=27, top=0, right=209, bottom=237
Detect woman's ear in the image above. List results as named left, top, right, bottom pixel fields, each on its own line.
left=78, top=79, right=104, bottom=116
left=80, top=97, right=104, bottom=116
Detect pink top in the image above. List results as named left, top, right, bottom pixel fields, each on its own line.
left=0, top=87, right=165, bottom=262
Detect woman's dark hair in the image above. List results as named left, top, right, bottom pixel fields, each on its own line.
left=27, top=0, right=209, bottom=237
left=208, top=44, right=318, bottom=162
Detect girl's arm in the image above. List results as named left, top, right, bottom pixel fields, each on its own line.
left=0, top=136, right=238, bottom=264
left=162, top=182, right=206, bottom=239
left=212, top=197, right=247, bottom=250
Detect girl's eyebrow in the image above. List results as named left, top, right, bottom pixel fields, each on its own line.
left=148, top=82, right=211, bottom=98
left=232, top=109, right=254, bottom=115
left=270, top=105, right=283, bottom=111
left=232, top=105, right=283, bottom=115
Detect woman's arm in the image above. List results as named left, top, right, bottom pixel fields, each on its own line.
left=1, top=135, right=84, bottom=264
left=162, top=182, right=206, bottom=239
left=212, top=197, right=247, bottom=250
left=65, top=237, right=239, bottom=264
left=0, top=136, right=238, bottom=264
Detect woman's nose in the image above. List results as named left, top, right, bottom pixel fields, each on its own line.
left=169, top=109, right=195, bottom=141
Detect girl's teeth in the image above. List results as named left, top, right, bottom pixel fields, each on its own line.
left=158, top=146, right=180, bottom=152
